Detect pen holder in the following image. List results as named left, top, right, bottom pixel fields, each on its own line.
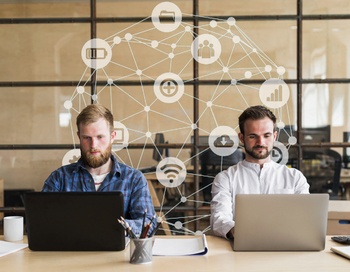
left=129, top=237, right=153, bottom=264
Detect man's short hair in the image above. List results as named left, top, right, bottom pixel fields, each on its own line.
left=238, top=105, right=276, bottom=134
left=76, top=104, right=114, bottom=133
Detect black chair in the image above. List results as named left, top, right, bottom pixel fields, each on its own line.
left=301, top=149, right=342, bottom=199
left=200, top=148, right=245, bottom=203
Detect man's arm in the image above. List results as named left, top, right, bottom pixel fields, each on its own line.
left=124, top=173, right=157, bottom=237
left=210, top=171, right=235, bottom=239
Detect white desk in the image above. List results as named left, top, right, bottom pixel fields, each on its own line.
left=0, top=235, right=349, bottom=271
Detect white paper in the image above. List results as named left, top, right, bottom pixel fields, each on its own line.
left=152, top=234, right=208, bottom=256
left=331, top=246, right=350, bottom=260
left=0, top=240, right=28, bottom=258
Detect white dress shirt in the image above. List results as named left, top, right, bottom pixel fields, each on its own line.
left=210, top=160, right=310, bottom=238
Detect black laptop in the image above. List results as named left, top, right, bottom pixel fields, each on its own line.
left=24, top=192, right=125, bottom=251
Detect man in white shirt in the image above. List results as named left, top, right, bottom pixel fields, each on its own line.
left=210, top=105, right=309, bottom=239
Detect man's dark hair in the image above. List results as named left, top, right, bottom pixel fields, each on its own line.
left=238, top=105, right=276, bottom=134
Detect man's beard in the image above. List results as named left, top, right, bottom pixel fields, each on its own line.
left=245, top=145, right=271, bottom=160
left=81, top=145, right=111, bottom=169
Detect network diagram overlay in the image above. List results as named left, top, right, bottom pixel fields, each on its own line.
left=62, top=2, right=296, bottom=235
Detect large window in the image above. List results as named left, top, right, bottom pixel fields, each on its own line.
left=1, top=0, right=350, bottom=233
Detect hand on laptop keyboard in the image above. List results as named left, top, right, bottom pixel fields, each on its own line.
left=331, top=236, right=350, bottom=244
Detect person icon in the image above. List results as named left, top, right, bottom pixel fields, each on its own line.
left=198, top=40, right=215, bottom=59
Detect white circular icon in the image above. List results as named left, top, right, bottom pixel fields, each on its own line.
left=62, top=149, right=81, bottom=166
left=271, top=141, right=289, bottom=165
left=112, top=121, right=129, bottom=151
left=154, top=73, right=184, bottom=103
left=151, top=2, right=182, bottom=33
left=156, top=157, right=187, bottom=188
left=209, top=126, right=239, bottom=156
left=259, top=78, right=290, bottom=109
left=81, top=38, right=112, bottom=69
left=191, top=34, right=222, bottom=65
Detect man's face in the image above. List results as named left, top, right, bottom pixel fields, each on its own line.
left=77, top=118, right=116, bottom=169
left=238, top=117, right=277, bottom=163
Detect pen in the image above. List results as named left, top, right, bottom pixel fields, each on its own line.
left=141, top=209, right=147, bottom=236
left=119, top=216, right=137, bottom=239
left=149, top=220, right=162, bottom=237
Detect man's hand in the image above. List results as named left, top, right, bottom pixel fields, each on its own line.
left=226, top=227, right=234, bottom=239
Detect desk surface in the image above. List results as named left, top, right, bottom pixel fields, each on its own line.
left=0, top=235, right=349, bottom=271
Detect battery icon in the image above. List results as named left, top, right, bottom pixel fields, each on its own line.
left=86, top=48, right=107, bottom=59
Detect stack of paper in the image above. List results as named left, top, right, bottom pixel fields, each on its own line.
left=0, top=241, right=28, bottom=258
left=152, top=234, right=208, bottom=256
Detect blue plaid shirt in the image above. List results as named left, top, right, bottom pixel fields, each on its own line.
left=42, top=154, right=156, bottom=236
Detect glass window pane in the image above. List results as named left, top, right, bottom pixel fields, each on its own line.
left=0, top=149, right=66, bottom=191
left=304, top=0, right=350, bottom=14
left=199, top=0, right=296, bottom=16
left=197, top=20, right=297, bottom=80
left=303, top=20, right=350, bottom=79
left=0, top=87, right=84, bottom=145
left=0, top=23, right=90, bottom=81
left=0, top=0, right=90, bottom=18
left=97, top=0, right=193, bottom=18
left=96, top=22, right=193, bottom=81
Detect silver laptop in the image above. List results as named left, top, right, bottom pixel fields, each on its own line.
left=233, top=194, right=329, bottom=251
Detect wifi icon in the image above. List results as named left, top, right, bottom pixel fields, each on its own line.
left=156, top=157, right=187, bottom=188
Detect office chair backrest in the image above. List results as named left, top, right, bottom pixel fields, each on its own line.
left=302, top=149, right=342, bottom=198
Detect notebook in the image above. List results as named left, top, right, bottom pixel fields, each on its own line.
left=232, top=194, right=329, bottom=251
left=24, top=191, right=125, bottom=251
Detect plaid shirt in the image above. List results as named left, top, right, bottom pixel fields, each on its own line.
left=42, top=154, right=156, bottom=236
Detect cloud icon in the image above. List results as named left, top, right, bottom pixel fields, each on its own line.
left=213, top=135, right=234, bottom=148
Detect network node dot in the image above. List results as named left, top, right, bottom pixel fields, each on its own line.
left=144, top=106, right=150, bottom=112
left=107, top=79, right=113, bottom=85
left=223, top=67, right=229, bottom=73
left=181, top=196, right=187, bottom=203
left=146, top=131, right=152, bottom=138
left=191, top=123, right=197, bottom=130
left=277, top=66, right=286, bottom=75
left=265, top=65, right=272, bottom=72
left=207, top=101, right=213, bottom=107
left=185, top=26, right=191, bottom=32
left=125, top=33, right=133, bottom=41
left=227, top=17, right=236, bottom=26
left=171, top=43, right=176, bottom=49
left=76, top=86, right=84, bottom=94
left=63, top=100, right=72, bottom=109
left=151, top=40, right=158, bottom=48
left=168, top=53, right=174, bottom=59
left=210, top=20, right=217, bottom=28
left=113, top=36, right=121, bottom=44
left=136, top=69, right=142, bottom=76
left=288, top=136, right=297, bottom=145
left=231, top=79, right=237, bottom=85
left=245, top=71, right=252, bottom=78
left=92, top=94, right=98, bottom=101
left=232, top=36, right=240, bottom=43
left=252, top=48, right=257, bottom=53
left=174, top=221, right=183, bottom=230
left=277, top=121, right=285, bottom=129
